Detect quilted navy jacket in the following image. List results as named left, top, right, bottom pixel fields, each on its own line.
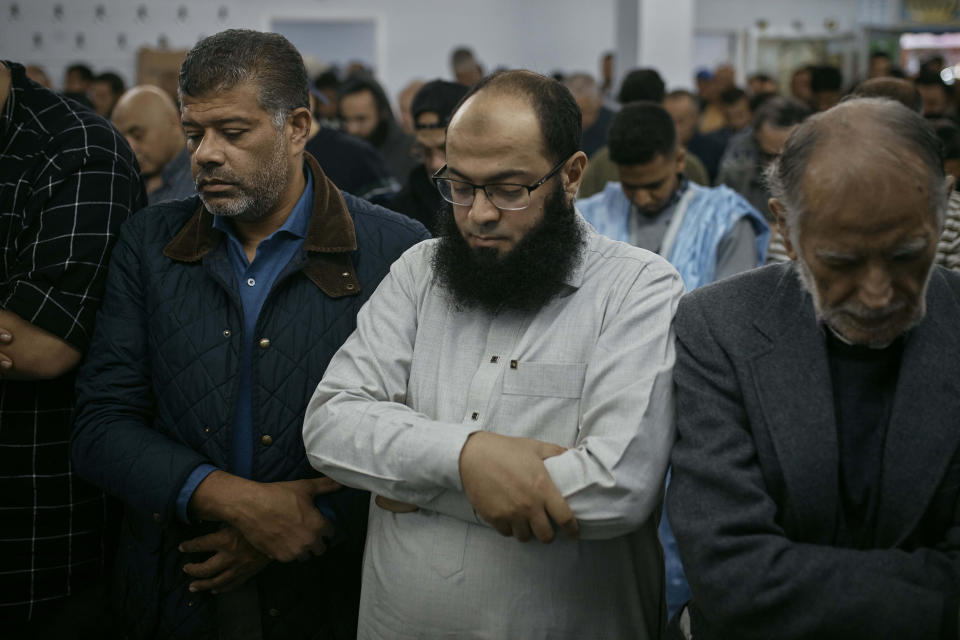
left=72, top=155, right=429, bottom=639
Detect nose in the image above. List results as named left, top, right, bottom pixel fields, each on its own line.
left=630, top=189, right=653, bottom=209
left=467, top=188, right=501, bottom=228
left=858, top=262, right=894, bottom=310
left=192, top=131, right=224, bottom=167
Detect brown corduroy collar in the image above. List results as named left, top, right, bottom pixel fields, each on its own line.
left=163, top=152, right=361, bottom=298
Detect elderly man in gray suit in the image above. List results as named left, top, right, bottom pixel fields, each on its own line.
left=667, top=97, right=960, bottom=639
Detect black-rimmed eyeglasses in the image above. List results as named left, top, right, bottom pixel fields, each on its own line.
left=431, top=157, right=568, bottom=211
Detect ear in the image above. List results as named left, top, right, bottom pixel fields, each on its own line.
left=287, top=106, right=313, bottom=153
left=769, top=198, right=798, bottom=260
left=562, top=151, right=589, bottom=200
left=674, top=146, right=686, bottom=174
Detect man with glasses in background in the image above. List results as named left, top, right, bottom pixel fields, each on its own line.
left=303, top=70, right=683, bottom=639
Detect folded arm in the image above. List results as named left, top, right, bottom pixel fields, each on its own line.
left=305, top=248, right=683, bottom=540
left=1, top=142, right=144, bottom=379
left=0, top=310, right=81, bottom=379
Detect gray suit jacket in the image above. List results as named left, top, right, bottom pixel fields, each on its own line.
left=667, top=262, right=960, bottom=639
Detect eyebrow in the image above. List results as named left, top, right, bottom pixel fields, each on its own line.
left=181, top=117, right=256, bottom=128
left=815, top=237, right=929, bottom=261
left=815, top=249, right=858, bottom=261
left=445, top=166, right=529, bottom=183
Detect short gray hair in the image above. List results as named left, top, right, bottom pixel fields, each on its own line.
left=563, top=73, right=600, bottom=101
left=766, top=97, right=946, bottom=243
left=179, top=29, right=309, bottom=129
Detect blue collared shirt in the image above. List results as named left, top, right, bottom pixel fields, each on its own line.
left=175, top=170, right=314, bottom=521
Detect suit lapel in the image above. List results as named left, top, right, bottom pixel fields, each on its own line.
left=875, top=270, right=960, bottom=545
left=749, top=267, right=839, bottom=542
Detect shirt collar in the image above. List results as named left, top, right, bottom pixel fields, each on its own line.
left=212, top=166, right=313, bottom=242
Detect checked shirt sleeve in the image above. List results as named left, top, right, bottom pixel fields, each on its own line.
left=1, top=123, right=145, bottom=352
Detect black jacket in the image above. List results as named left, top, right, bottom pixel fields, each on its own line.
left=389, top=163, right=444, bottom=235
left=72, top=154, right=429, bottom=639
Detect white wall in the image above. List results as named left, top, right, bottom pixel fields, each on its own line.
left=0, top=0, right=616, bottom=102
left=638, top=0, right=694, bottom=90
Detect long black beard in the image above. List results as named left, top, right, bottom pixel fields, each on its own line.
left=431, top=183, right=585, bottom=314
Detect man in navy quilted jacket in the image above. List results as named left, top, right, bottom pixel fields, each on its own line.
left=71, top=29, right=428, bottom=640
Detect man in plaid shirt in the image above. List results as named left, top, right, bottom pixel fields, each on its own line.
left=0, top=60, right=146, bottom=637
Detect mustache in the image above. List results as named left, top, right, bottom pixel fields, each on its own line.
left=195, top=169, right=241, bottom=186
left=833, top=301, right=907, bottom=321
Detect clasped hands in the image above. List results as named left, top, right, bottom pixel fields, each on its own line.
left=181, top=475, right=340, bottom=594
left=375, top=431, right=579, bottom=544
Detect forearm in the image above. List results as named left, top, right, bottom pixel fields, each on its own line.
left=188, top=470, right=258, bottom=523
left=0, top=309, right=81, bottom=379
left=304, top=391, right=474, bottom=504
left=540, top=261, right=680, bottom=539
left=543, top=367, right=674, bottom=539
left=72, top=412, right=210, bottom=519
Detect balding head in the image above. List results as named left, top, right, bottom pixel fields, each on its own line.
left=450, top=69, right=582, bottom=168
left=768, top=97, right=948, bottom=239
left=767, top=98, right=952, bottom=346
left=112, top=85, right=185, bottom=183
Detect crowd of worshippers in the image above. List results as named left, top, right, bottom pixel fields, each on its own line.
left=5, top=27, right=960, bottom=640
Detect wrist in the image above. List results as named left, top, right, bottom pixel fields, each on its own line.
left=188, top=470, right=255, bottom=524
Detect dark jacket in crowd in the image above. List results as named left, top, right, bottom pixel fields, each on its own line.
left=305, top=126, right=398, bottom=205
left=71, top=155, right=429, bottom=639
left=668, top=263, right=960, bottom=640
left=688, top=130, right=728, bottom=183
left=389, top=163, right=445, bottom=235
left=378, top=120, right=417, bottom=182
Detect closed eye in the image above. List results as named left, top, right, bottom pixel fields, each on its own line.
left=821, top=256, right=861, bottom=269
left=892, top=250, right=923, bottom=262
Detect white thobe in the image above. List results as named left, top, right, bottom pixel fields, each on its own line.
left=303, top=220, right=684, bottom=639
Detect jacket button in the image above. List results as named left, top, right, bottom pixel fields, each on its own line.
left=341, top=272, right=349, bottom=278
left=153, top=512, right=162, bottom=522
left=261, top=435, right=273, bottom=446
left=258, top=338, right=270, bottom=349
left=268, top=608, right=280, bottom=617
left=345, top=283, right=355, bottom=290
left=223, top=329, right=231, bottom=338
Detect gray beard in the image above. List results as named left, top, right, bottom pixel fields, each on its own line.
left=793, top=256, right=932, bottom=348
left=199, top=137, right=288, bottom=222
